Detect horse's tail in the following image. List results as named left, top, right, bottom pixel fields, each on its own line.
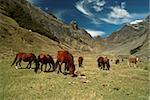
left=11, top=55, right=17, bottom=66
left=54, top=60, right=59, bottom=71
left=51, top=58, right=55, bottom=71
left=34, top=57, right=39, bottom=73
left=34, top=61, right=39, bottom=73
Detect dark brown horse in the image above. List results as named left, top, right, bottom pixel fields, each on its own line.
left=97, top=56, right=110, bottom=70
left=128, top=56, right=139, bottom=67
left=11, top=53, right=37, bottom=69
left=78, top=56, right=83, bottom=67
left=34, top=53, right=55, bottom=72
left=115, top=59, right=120, bottom=64
left=55, top=51, right=75, bottom=76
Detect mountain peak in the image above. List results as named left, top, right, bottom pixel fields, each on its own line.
left=130, top=20, right=143, bottom=25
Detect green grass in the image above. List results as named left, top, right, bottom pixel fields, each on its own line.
left=0, top=55, right=149, bottom=100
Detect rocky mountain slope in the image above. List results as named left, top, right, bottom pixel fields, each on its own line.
left=104, top=15, right=149, bottom=56
left=0, top=0, right=96, bottom=54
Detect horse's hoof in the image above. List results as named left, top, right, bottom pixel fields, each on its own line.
left=63, top=72, right=67, bottom=75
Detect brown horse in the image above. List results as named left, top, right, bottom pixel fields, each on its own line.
left=11, top=53, right=37, bottom=69
left=78, top=56, right=83, bottom=67
left=55, top=51, right=75, bottom=76
left=97, top=56, right=110, bottom=70
left=34, top=53, right=55, bottom=72
left=128, top=56, right=139, bottom=67
left=115, top=59, right=120, bottom=64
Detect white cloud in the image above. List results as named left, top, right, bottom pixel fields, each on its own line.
left=75, top=1, right=92, bottom=16
left=75, top=0, right=106, bottom=16
left=85, top=29, right=105, bottom=37
left=75, top=1, right=148, bottom=25
left=121, top=2, right=126, bottom=8
left=101, top=17, right=131, bottom=24
left=93, top=5, right=103, bottom=12
left=101, top=12, right=148, bottom=25
left=109, top=6, right=131, bottom=18
left=75, top=0, right=106, bottom=25
left=93, top=0, right=106, bottom=12
left=100, top=2, right=133, bottom=24
left=95, top=0, right=106, bottom=6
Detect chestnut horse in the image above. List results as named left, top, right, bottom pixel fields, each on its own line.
left=55, top=51, right=75, bottom=76
left=34, top=54, right=55, bottom=72
left=78, top=56, right=83, bottom=67
left=97, top=56, right=110, bottom=70
left=128, top=56, right=139, bottom=67
left=11, top=53, right=37, bottom=69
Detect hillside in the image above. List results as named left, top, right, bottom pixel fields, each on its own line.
left=0, top=0, right=96, bottom=54
left=104, top=16, right=149, bottom=56
left=0, top=13, right=64, bottom=58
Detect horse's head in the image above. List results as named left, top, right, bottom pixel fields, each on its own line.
left=68, top=63, right=75, bottom=75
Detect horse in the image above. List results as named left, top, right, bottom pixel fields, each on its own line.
left=78, top=56, right=83, bottom=67
left=11, top=53, right=37, bottom=69
left=97, top=56, right=110, bottom=70
left=34, top=53, right=55, bottom=72
left=115, top=59, right=120, bottom=64
left=128, top=56, right=139, bottom=67
left=55, top=51, right=75, bottom=76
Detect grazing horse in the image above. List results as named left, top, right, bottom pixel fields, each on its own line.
left=128, top=56, right=139, bottom=67
left=34, top=54, right=55, bottom=72
left=55, top=51, right=75, bottom=76
left=97, top=56, right=110, bottom=70
left=78, top=56, right=83, bottom=67
left=11, top=53, right=37, bottom=69
left=115, top=59, right=120, bottom=64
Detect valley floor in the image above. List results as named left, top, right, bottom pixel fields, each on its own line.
left=0, top=54, right=149, bottom=100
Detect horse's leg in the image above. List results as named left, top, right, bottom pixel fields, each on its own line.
left=127, top=61, right=130, bottom=67
left=54, top=60, right=59, bottom=72
left=27, top=60, right=32, bottom=69
left=107, top=62, right=110, bottom=70
left=134, top=63, right=137, bottom=68
left=44, top=64, right=47, bottom=72
left=99, top=63, right=103, bottom=70
left=16, top=59, right=21, bottom=69
left=57, top=63, right=63, bottom=74
left=57, top=64, right=60, bottom=74
left=15, top=60, right=19, bottom=69
left=48, top=63, right=51, bottom=72
left=29, top=62, right=32, bottom=69
left=18, top=59, right=23, bottom=69
left=63, top=63, right=67, bottom=75
left=26, top=63, right=30, bottom=69
left=11, top=56, right=17, bottom=66
left=59, top=63, right=63, bottom=74
left=102, top=63, right=105, bottom=70
left=41, top=64, right=44, bottom=72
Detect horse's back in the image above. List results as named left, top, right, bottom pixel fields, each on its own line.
left=57, top=50, right=72, bottom=62
left=128, top=57, right=137, bottom=63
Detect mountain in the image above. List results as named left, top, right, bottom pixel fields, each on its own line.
left=0, top=0, right=95, bottom=54
left=104, top=15, right=149, bottom=56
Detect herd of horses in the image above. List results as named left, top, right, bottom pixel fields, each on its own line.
left=11, top=51, right=139, bottom=77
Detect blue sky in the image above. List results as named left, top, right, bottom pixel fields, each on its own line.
left=27, top=0, right=149, bottom=37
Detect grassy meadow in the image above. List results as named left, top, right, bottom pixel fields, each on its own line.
left=0, top=54, right=149, bottom=100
